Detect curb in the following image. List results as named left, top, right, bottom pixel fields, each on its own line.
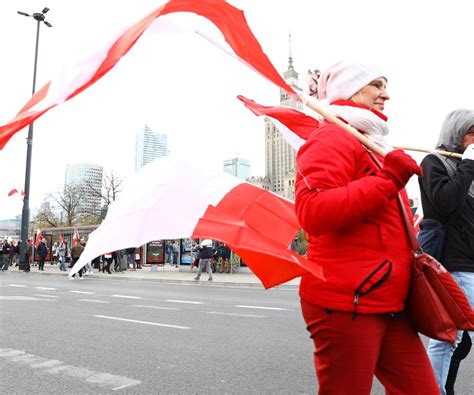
left=2, top=268, right=299, bottom=291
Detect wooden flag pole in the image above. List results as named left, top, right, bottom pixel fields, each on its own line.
left=394, top=146, right=462, bottom=159
left=297, top=94, right=463, bottom=159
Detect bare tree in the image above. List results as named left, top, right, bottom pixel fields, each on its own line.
left=52, top=184, right=85, bottom=227
left=33, top=208, right=60, bottom=228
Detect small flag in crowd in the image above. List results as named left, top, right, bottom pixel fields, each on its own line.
left=35, top=229, right=42, bottom=249
left=72, top=225, right=79, bottom=243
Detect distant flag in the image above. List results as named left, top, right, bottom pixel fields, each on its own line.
left=0, top=0, right=294, bottom=150
left=7, top=188, right=25, bottom=199
left=35, top=229, right=42, bottom=249
left=413, top=205, right=423, bottom=235
left=59, top=233, right=64, bottom=244
left=72, top=225, right=79, bottom=243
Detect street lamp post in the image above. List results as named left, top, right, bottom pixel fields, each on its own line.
left=17, top=7, right=52, bottom=271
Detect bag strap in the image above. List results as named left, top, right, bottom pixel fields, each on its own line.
left=364, top=148, right=421, bottom=254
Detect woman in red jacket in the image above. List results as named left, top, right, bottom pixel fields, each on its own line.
left=295, top=61, right=438, bottom=394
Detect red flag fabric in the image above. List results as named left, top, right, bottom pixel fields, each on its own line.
left=0, top=0, right=294, bottom=150
left=7, top=188, right=18, bottom=197
left=69, top=156, right=324, bottom=288
left=59, top=233, right=64, bottom=244
left=35, top=229, right=42, bottom=249
left=238, top=95, right=319, bottom=141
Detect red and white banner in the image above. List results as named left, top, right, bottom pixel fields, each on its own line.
left=70, top=157, right=324, bottom=288
left=0, top=0, right=295, bottom=150
left=7, top=188, right=25, bottom=198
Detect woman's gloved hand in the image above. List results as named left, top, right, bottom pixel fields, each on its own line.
left=380, top=149, right=423, bottom=189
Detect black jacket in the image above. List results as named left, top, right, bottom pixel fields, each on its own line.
left=419, top=154, right=474, bottom=272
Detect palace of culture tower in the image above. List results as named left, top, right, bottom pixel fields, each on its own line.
left=264, top=36, right=302, bottom=200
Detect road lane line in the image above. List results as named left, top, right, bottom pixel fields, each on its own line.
left=111, top=294, right=142, bottom=299
left=94, top=315, right=190, bottom=329
left=70, top=291, right=95, bottom=295
left=235, top=305, right=289, bottom=311
left=166, top=299, right=203, bottom=304
left=33, top=294, right=59, bottom=298
left=206, top=311, right=266, bottom=318
left=0, top=348, right=141, bottom=391
left=35, top=287, right=57, bottom=291
left=8, top=284, right=27, bottom=288
left=78, top=299, right=111, bottom=304
left=0, top=296, right=55, bottom=301
left=132, top=305, right=180, bottom=311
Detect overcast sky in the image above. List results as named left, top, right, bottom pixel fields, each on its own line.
left=1, top=0, right=473, bottom=220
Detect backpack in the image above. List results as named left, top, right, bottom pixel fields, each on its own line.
left=417, top=153, right=457, bottom=260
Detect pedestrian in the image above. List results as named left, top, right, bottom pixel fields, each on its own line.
left=24, top=239, right=32, bottom=273
left=193, top=239, right=213, bottom=281
left=218, top=242, right=231, bottom=273
left=10, top=239, right=19, bottom=267
left=133, top=247, right=142, bottom=270
left=51, top=242, right=59, bottom=265
left=37, top=238, right=48, bottom=271
left=0, top=240, right=4, bottom=270
left=3, top=239, right=11, bottom=271
left=126, top=247, right=135, bottom=269
left=58, top=240, right=67, bottom=271
left=103, top=252, right=113, bottom=274
left=419, top=109, right=474, bottom=395
left=70, top=239, right=85, bottom=279
left=294, top=61, right=438, bottom=393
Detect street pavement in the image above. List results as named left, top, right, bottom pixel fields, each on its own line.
left=1, top=268, right=473, bottom=394
left=0, top=262, right=301, bottom=289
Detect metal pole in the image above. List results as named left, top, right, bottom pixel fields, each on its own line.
left=19, top=19, right=41, bottom=271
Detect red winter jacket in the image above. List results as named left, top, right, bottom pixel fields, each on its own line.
left=295, top=124, right=414, bottom=314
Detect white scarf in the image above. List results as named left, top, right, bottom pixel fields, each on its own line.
left=328, top=104, right=394, bottom=152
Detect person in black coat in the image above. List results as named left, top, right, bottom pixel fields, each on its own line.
left=419, top=109, right=474, bottom=394
left=37, top=239, right=49, bottom=271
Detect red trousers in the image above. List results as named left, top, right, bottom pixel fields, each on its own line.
left=301, top=299, right=439, bottom=395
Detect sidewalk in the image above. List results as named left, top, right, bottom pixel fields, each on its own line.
left=2, top=263, right=300, bottom=290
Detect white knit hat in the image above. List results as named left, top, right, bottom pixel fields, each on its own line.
left=317, top=61, right=386, bottom=102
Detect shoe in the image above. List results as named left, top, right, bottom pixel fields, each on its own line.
left=193, top=277, right=199, bottom=280
left=208, top=278, right=213, bottom=281
left=69, top=277, right=75, bottom=280
left=79, top=277, right=83, bottom=280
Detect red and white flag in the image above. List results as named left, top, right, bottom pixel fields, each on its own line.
left=35, top=228, right=42, bottom=249
left=59, top=233, right=65, bottom=244
left=238, top=95, right=320, bottom=150
left=413, top=205, right=423, bottom=235
left=70, top=157, right=324, bottom=288
left=72, top=225, right=79, bottom=243
left=0, top=0, right=294, bottom=150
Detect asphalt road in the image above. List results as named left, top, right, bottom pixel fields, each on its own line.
left=1, top=272, right=473, bottom=394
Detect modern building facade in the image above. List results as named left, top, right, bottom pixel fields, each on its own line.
left=135, top=124, right=169, bottom=172
left=264, top=37, right=301, bottom=199
left=64, top=162, right=103, bottom=215
left=223, top=157, right=251, bottom=180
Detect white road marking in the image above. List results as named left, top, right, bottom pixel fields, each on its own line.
left=166, top=299, right=203, bottom=304
left=70, top=290, right=94, bottom=295
left=78, top=299, right=111, bottom=304
left=33, top=294, right=59, bottom=298
left=8, top=284, right=27, bottom=288
left=206, top=311, right=266, bottom=318
left=0, top=296, right=55, bottom=301
left=235, top=305, right=289, bottom=311
left=111, top=294, right=142, bottom=299
left=132, top=305, right=180, bottom=311
left=34, top=287, right=57, bottom=291
left=0, top=348, right=141, bottom=391
left=94, top=315, right=190, bottom=329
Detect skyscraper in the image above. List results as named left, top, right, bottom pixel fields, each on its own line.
left=135, top=124, right=169, bottom=172
left=264, top=34, right=302, bottom=200
left=223, top=157, right=251, bottom=180
left=64, top=162, right=103, bottom=215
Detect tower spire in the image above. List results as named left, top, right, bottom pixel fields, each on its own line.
left=288, top=31, right=293, bottom=69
